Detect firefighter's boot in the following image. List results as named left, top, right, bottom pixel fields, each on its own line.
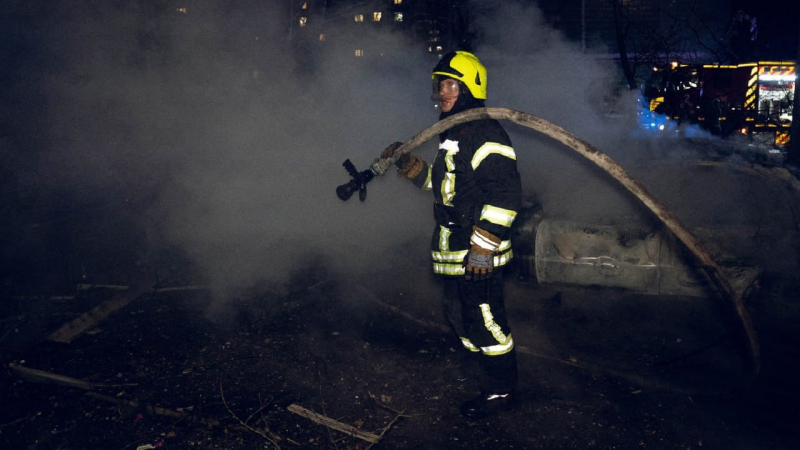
left=459, top=391, right=515, bottom=419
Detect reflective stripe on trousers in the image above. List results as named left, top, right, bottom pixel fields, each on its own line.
left=442, top=269, right=518, bottom=393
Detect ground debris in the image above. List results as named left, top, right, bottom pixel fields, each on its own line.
left=47, top=281, right=156, bottom=343
left=2, top=276, right=798, bottom=449
left=9, top=362, right=137, bottom=391
left=287, top=404, right=381, bottom=444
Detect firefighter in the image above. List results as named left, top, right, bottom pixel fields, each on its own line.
left=376, top=51, right=522, bottom=419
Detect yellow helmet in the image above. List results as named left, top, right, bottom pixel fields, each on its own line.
left=431, top=51, right=487, bottom=100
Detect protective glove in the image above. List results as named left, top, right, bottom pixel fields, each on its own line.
left=397, top=154, right=425, bottom=179
left=380, top=141, right=403, bottom=160
left=464, top=226, right=501, bottom=281
left=376, top=141, right=425, bottom=180
left=371, top=142, right=403, bottom=176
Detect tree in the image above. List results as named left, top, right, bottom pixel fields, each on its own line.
left=610, top=0, right=637, bottom=90
left=607, top=0, right=732, bottom=90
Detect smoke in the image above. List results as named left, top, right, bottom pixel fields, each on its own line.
left=469, top=0, right=799, bottom=277
left=9, top=1, right=440, bottom=300
left=6, top=0, right=798, bottom=304
left=472, top=1, right=651, bottom=221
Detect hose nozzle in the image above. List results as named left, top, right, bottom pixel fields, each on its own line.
left=336, top=159, right=375, bottom=202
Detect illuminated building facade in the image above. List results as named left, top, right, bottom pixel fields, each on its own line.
left=288, top=0, right=471, bottom=60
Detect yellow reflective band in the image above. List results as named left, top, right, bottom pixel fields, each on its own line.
left=480, top=303, right=507, bottom=342
left=460, top=337, right=480, bottom=352
left=423, top=166, right=433, bottom=190
left=493, top=249, right=513, bottom=267
left=480, top=205, right=518, bottom=228
left=471, top=143, right=516, bottom=170
left=437, top=225, right=452, bottom=252
left=441, top=139, right=459, bottom=172
left=442, top=172, right=456, bottom=206
left=439, top=139, right=459, bottom=206
left=432, top=249, right=468, bottom=262
left=432, top=247, right=511, bottom=264
left=433, top=262, right=465, bottom=275
left=445, top=151, right=457, bottom=172
left=470, top=230, right=498, bottom=251
left=498, top=240, right=511, bottom=252
left=432, top=239, right=512, bottom=274
left=481, top=334, right=515, bottom=356
left=479, top=303, right=515, bottom=355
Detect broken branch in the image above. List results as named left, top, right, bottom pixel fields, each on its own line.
left=9, top=362, right=137, bottom=391
left=219, top=380, right=281, bottom=449
left=47, top=281, right=156, bottom=343
left=287, top=404, right=382, bottom=444
left=365, top=392, right=408, bottom=450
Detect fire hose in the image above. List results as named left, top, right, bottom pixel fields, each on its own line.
left=336, top=107, right=760, bottom=380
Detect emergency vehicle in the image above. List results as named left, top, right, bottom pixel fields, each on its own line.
left=642, top=61, right=795, bottom=147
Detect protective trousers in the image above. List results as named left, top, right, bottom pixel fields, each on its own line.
left=443, top=269, right=518, bottom=394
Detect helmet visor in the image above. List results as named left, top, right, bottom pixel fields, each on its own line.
left=431, top=77, right=460, bottom=102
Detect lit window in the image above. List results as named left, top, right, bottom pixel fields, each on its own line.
left=319, top=34, right=326, bottom=41
left=394, top=12, right=403, bottom=22
left=355, top=49, right=364, bottom=57
left=394, top=0, right=402, bottom=4
left=301, top=2, right=307, bottom=9
left=299, top=16, right=307, bottom=27
left=436, top=45, right=443, bottom=52
left=354, top=14, right=364, bottom=22
left=176, top=7, right=187, bottom=13
left=373, top=12, right=382, bottom=21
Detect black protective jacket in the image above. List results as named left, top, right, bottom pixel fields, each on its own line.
left=407, top=118, right=522, bottom=276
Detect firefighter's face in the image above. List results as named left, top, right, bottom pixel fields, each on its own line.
left=437, top=78, right=459, bottom=112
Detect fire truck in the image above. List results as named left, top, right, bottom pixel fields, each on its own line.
left=642, top=61, right=796, bottom=147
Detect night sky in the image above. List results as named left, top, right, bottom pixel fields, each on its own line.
left=732, top=0, right=800, bottom=60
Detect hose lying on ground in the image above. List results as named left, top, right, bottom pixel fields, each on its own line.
left=383, top=107, right=760, bottom=380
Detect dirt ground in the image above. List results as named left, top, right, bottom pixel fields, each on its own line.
left=3, top=158, right=800, bottom=449
left=2, top=259, right=799, bottom=450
